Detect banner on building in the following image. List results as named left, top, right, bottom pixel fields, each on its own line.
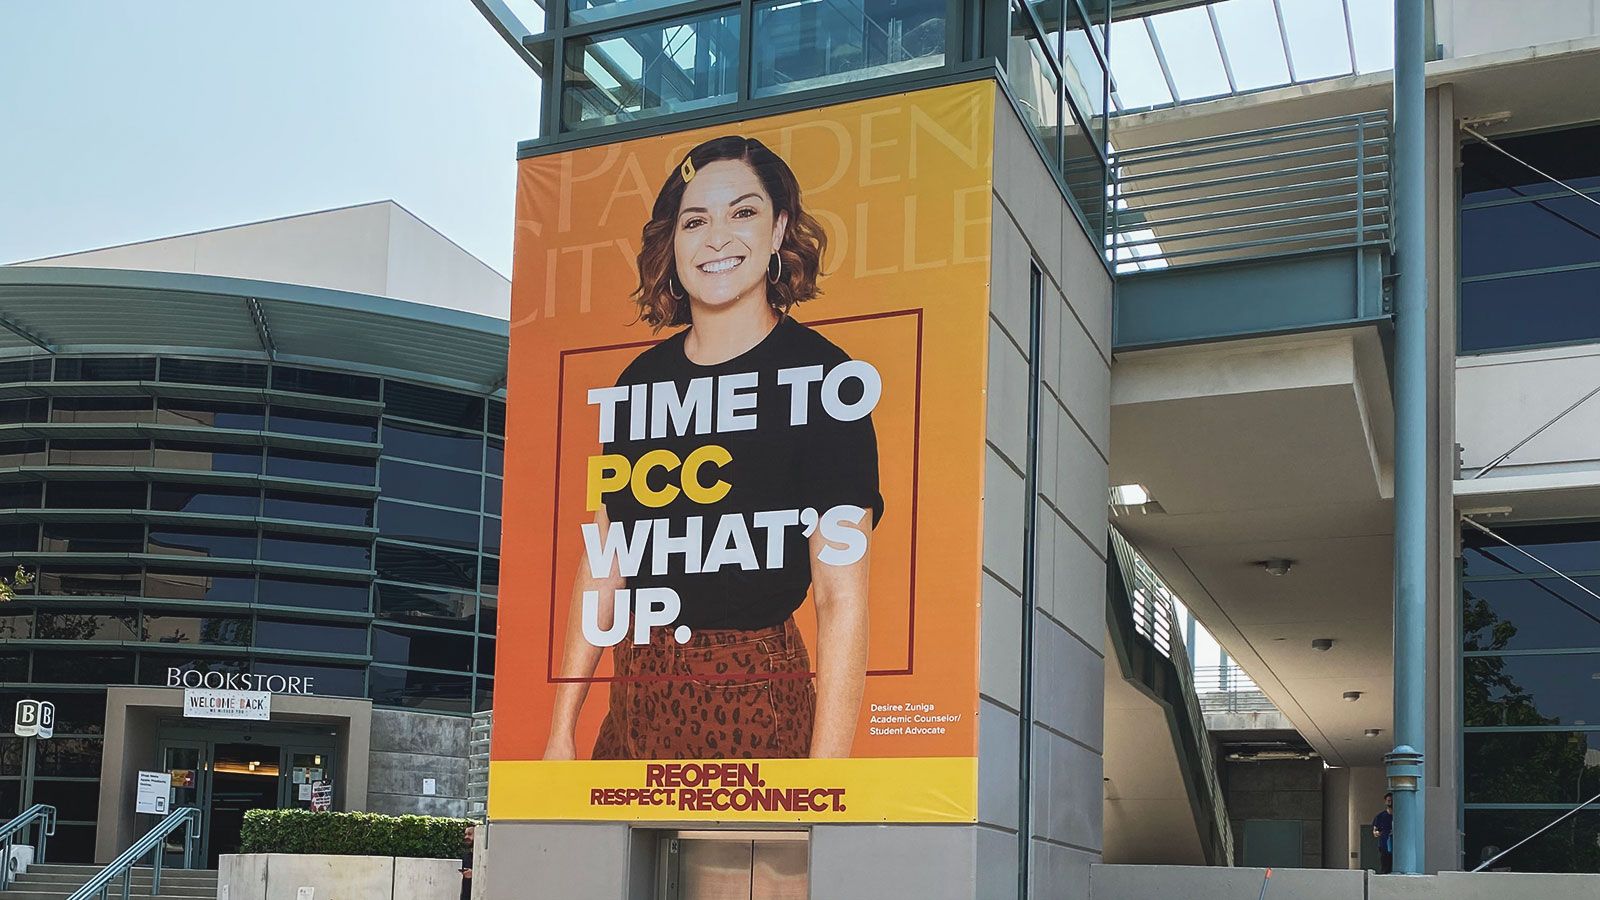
left=492, top=82, right=997, bottom=823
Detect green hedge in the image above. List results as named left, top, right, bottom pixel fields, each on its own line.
left=239, top=809, right=470, bottom=859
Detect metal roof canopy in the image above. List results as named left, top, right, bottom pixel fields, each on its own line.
left=0, top=267, right=509, bottom=396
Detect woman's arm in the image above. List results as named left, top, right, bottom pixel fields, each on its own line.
left=807, top=518, right=871, bottom=758
left=544, top=506, right=626, bottom=759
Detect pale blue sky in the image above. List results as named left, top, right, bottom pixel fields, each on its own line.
left=0, top=1, right=542, bottom=276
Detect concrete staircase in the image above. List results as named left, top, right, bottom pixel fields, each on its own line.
left=4, top=864, right=217, bottom=900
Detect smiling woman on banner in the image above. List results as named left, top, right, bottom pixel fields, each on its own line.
left=542, top=135, right=884, bottom=762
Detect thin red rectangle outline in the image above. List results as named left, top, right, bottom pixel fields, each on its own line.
left=543, top=308, right=924, bottom=683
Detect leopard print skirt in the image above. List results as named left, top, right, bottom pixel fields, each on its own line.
left=591, top=617, right=816, bottom=760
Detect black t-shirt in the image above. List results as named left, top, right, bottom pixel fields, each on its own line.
left=601, top=316, right=883, bottom=630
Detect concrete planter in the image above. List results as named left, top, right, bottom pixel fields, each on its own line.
left=219, top=853, right=461, bottom=900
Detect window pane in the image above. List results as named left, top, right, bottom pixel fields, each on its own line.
left=480, top=516, right=501, bottom=556
left=35, top=738, right=103, bottom=777
left=47, top=481, right=146, bottom=509
left=381, top=420, right=482, bottom=470
left=271, top=366, right=381, bottom=402
left=1465, top=730, right=1600, bottom=804
left=54, top=357, right=155, bottom=382
left=0, top=482, right=42, bottom=508
left=1007, top=10, right=1061, bottom=164
left=259, top=533, right=372, bottom=570
left=1463, top=809, right=1600, bottom=873
left=156, top=400, right=266, bottom=430
left=384, top=382, right=485, bottom=431
left=0, top=524, right=38, bottom=553
left=567, top=0, right=681, bottom=25
left=257, top=576, right=370, bottom=613
left=485, top=437, right=503, bottom=476
left=1464, top=524, right=1600, bottom=577
left=257, top=661, right=365, bottom=698
left=375, top=583, right=475, bottom=631
left=0, top=613, right=32, bottom=639
left=484, top=477, right=502, bottom=516
left=378, top=501, right=479, bottom=551
left=267, top=449, right=376, bottom=486
left=35, top=566, right=141, bottom=597
left=479, top=592, right=497, bottom=636
left=33, top=652, right=134, bottom=683
left=0, top=440, right=46, bottom=467
left=154, top=441, right=262, bottom=474
left=145, top=570, right=255, bottom=603
left=1465, top=577, right=1600, bottom=652
left=480, top=556, right=499, bottom=597
left=148, top=527, right=257, bottom=560
left=34, top=611, right=137, bottom=641
left=0, top=359, right=51, bottom=383
left=1461, top=196, right=1600, bottom=279
left=1461, top=268, right=1600, bottom=353
left=1065, top=107, right=1106, bottom=237
left=1465, top=653, right=1600, bottom=727
left=49, top=439, right=150, bottom=467
left=562, top=10, right=741, bottom=132
left=1461, top=123, right=1600, bottom=205
left=143, top=613, right=253, bottom=646
left=0, top=691, right=106, bottom=734
left=160, top=358, right=267, bottom=388
left=31, top=778, right=101, bottom=819
left=475, top=677, right=494, bottom=712
left=51, top=396, right=153, bottom=424
left=1058, top=1, right=1106, bottom=143
left=0, top=652, right=25, bottom=681
left=376, top=543, right=477, bottom=590
left=151, top=483, right=261, bottom=516
left=372, top=625, right=473, bottom=671
left=42, top=524, right=145, bottom=554
left=264, top=491, right=373, bottom=527
left=368, top=665, right=471, bottom=714
left=752, top=0, right=944, bottom=98
left=0, top=398, right=47, bottom=424
left=255, top=618, right=368, bottom=655
left=382, top=460, right=480, bottom=510
left=478, top=636, right=496, bottom=678
left=271, top=407, right=379, bottom=443
left=487, top=401, right=505, bottom=437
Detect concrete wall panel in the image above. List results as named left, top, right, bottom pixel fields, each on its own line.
left=1091, top=864, right=1363, bottom=900
left=810, top=825, right=978, bottom=900
left=482, top=822, right=630, bottom=899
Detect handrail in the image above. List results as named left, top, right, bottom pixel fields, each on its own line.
left=0, top=804, right=56, bottom=891
left=67, top=808, right=201, bottom=900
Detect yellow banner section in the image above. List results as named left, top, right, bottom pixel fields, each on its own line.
left=489, top=757, right=977, bottom=824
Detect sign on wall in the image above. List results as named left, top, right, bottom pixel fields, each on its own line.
left=183, top=688, right=271, bottom=720
left=136, top=770, right=171, bottom=815
left=13, top=699, right=54, bottom=739
left=167, top=667, right=315, bottom=695
left=491, top=82, right=996, bottom=824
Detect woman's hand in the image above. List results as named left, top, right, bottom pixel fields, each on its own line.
left=808, top=512, right=872, bottom=758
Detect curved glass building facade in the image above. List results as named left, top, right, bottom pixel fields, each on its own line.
left=0, top=267, right=507, bottom=861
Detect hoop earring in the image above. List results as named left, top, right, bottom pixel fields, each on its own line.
left=668, top=275, right=685, bottom=300
left=767, top=252, right=782, bottom=284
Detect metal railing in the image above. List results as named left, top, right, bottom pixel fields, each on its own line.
left=1111, top=530, right=1235, bottom=865
left=0, top=805, right=55, bottom=891
left=67, top=808, right=201, bottom=900
left=1192, top=665, right=1279, bottom=715
left=1110, top=111, right=1392, bottom=270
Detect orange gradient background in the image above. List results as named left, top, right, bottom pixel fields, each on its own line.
left=493, top=82, right=996, bottom=822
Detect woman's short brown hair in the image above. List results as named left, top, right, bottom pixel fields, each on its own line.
left=633, top=136, right=828, bottom=329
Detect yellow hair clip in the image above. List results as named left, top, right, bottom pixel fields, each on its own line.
left=680, top=157, right=696, bottom=183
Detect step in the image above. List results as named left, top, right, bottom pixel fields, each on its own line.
left=13, top=877, right=217, bottom=892
left=1, top=892, right=214, bottom=900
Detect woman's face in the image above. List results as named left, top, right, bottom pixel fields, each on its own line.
left=673, top=159, right=788, bottom=313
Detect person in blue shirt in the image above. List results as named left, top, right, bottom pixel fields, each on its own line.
left=1372, top=792, right=1394, bottom=873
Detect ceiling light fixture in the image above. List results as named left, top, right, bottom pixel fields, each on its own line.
left=1312, top=638, right=1334, bottom=652
left=1261, top=559, right=1293, bottom=576
left=1342, top=691, right=1362, bottom=702
left=1364, top=729, right=1383, bottom=738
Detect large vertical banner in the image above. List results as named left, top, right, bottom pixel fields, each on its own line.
left=493, top=82, right=995, bottom=823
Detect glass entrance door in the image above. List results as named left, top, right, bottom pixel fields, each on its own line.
left=281, top=747, right=335, bottom=810
left=158, top=741, right=208, bottom=867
